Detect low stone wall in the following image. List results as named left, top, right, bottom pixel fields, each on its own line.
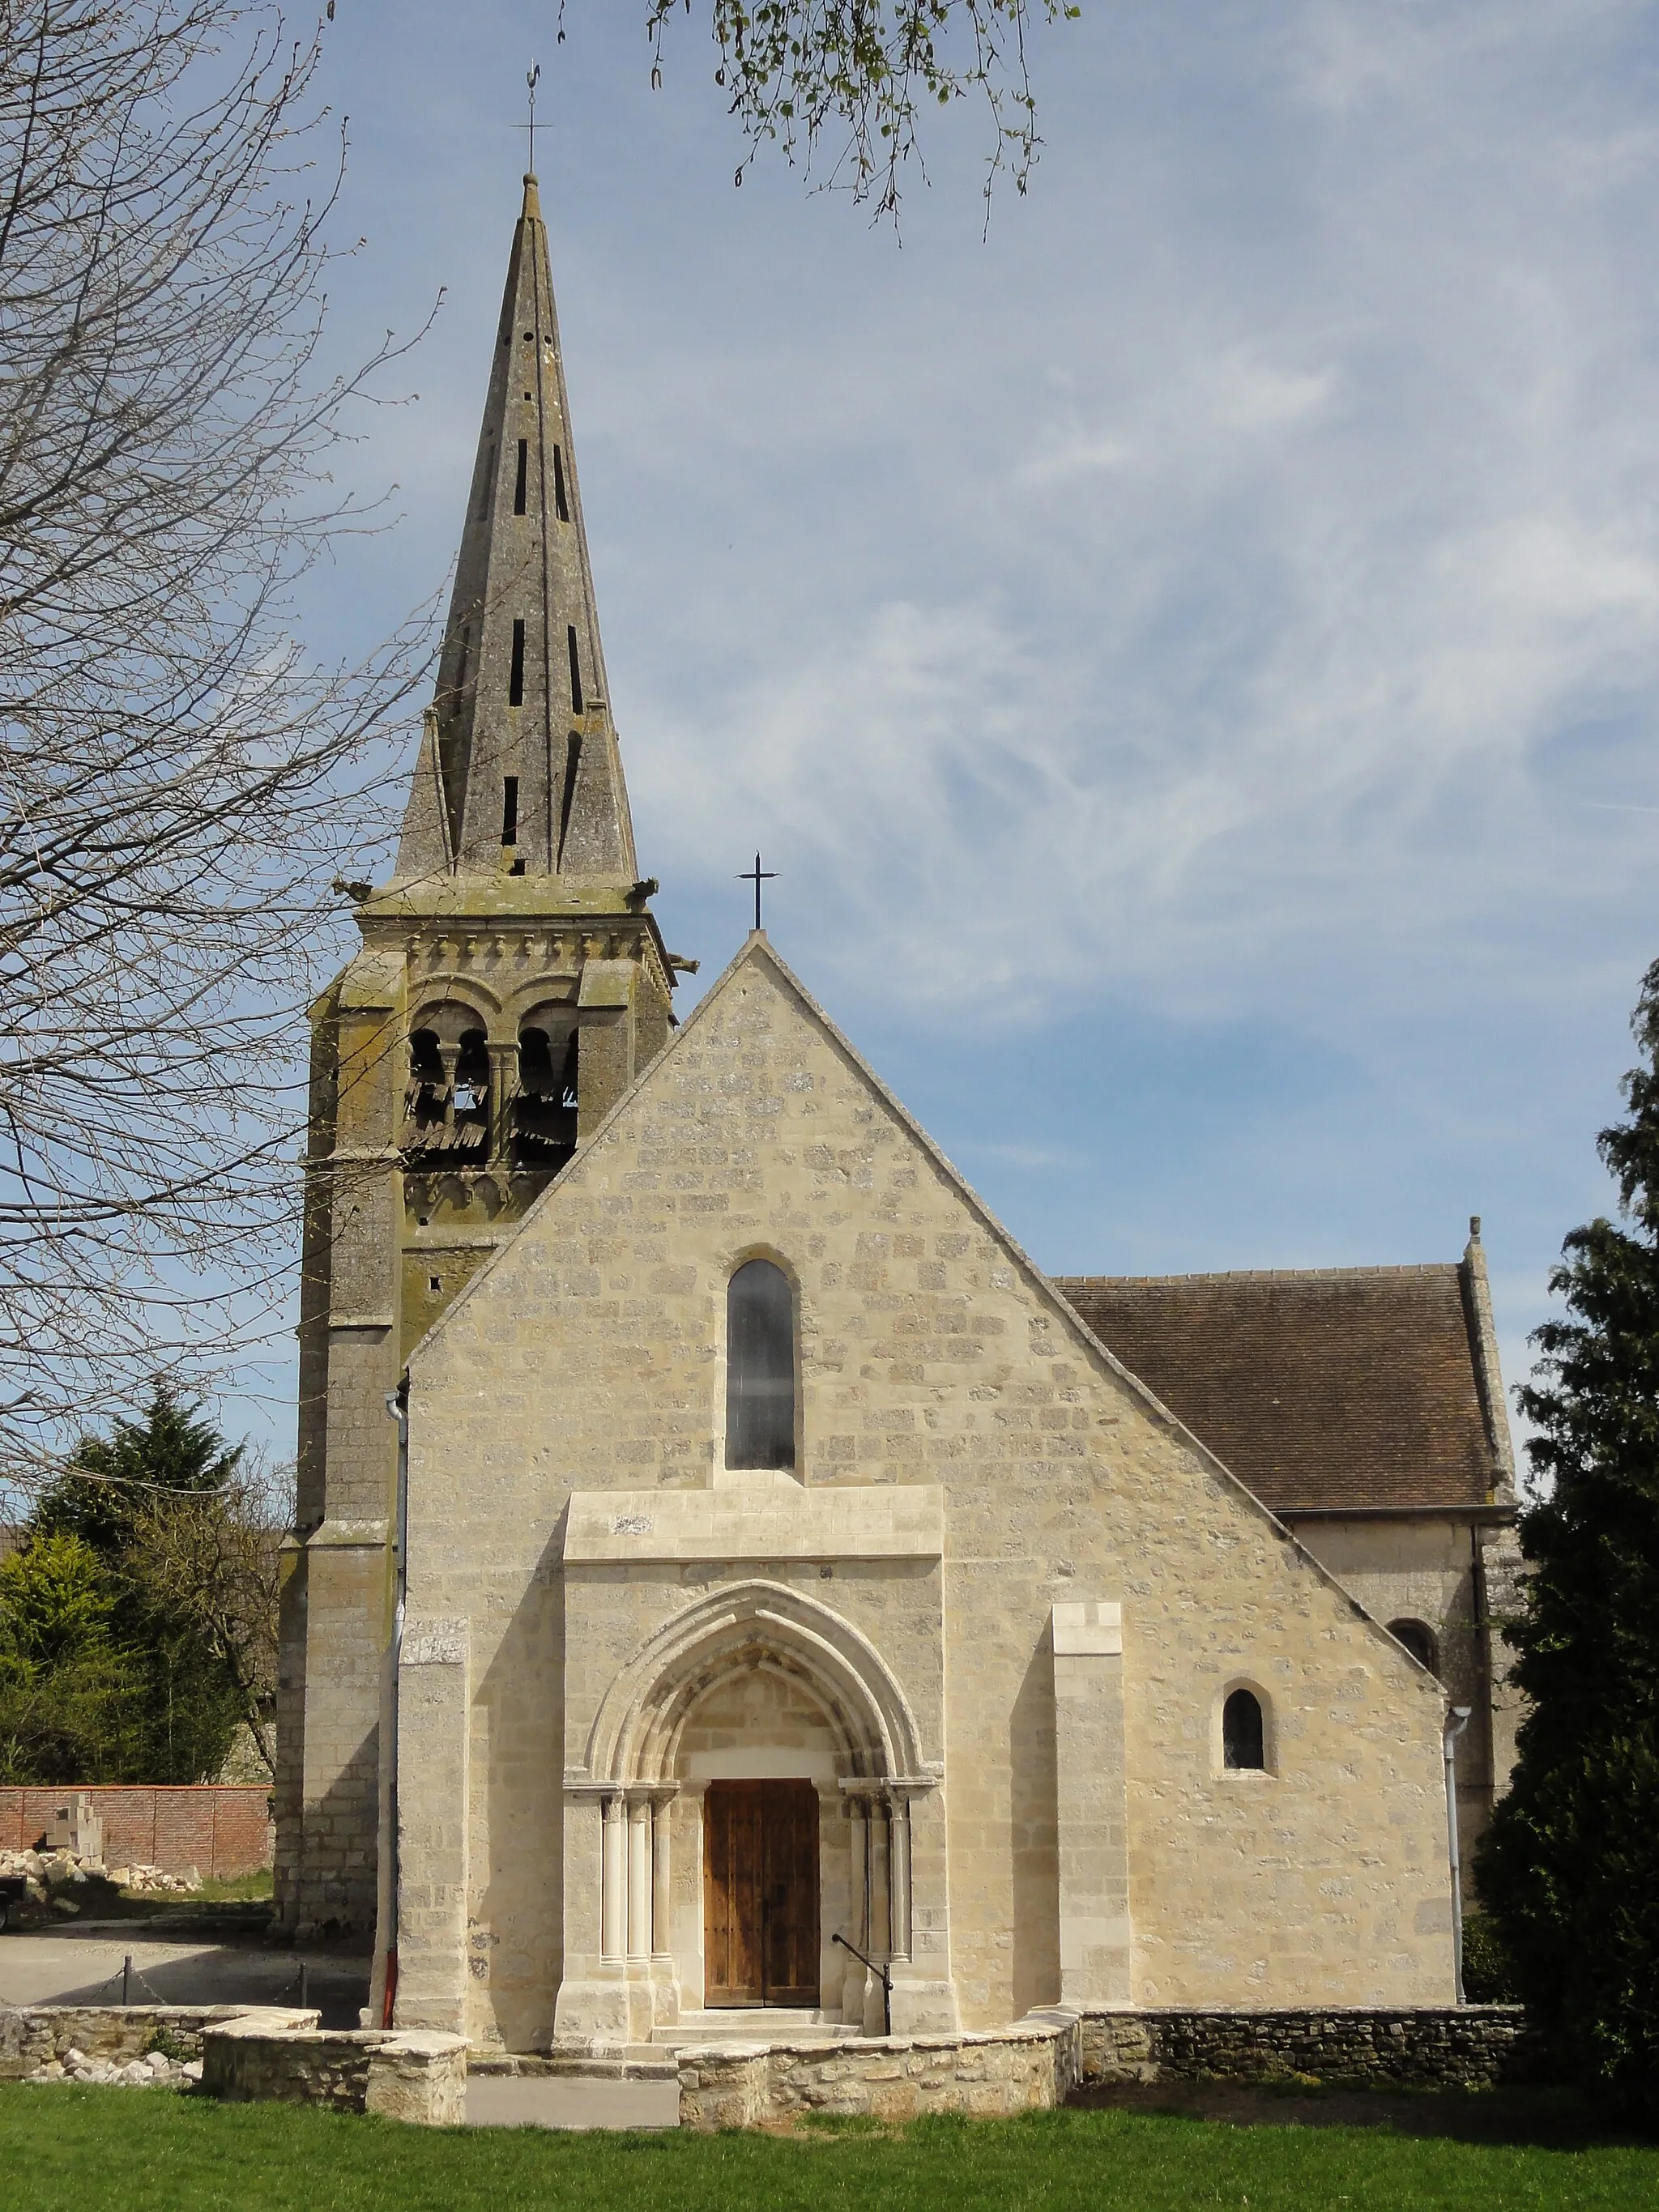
left=678, top=2016, right=1078, bottom=2131
left=8, top=2001, right=1527, bottom=2129
left=202, top=2013, right=467, bottom=2125
left=676, top=2006, right=1529, bottom=2130
left=0, top=2005, right=307, bottom=2080
left=1080, top=2006, right=1529, bottom=2090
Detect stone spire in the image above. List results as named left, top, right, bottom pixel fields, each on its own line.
left=396, top=174, right=638, bottom=886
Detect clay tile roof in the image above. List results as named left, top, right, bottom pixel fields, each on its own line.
left=1054, top=1264, right=1500, bottom=1513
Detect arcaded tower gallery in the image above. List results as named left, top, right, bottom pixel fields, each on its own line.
left=279, top=170, right=1520, bottom=2059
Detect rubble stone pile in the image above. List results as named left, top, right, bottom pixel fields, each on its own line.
left=25, top=2046, right=204, bottom=2089
left=115, top=1865, right=203, bottom=1894
left=0, top=1845, right=203, bottom=1909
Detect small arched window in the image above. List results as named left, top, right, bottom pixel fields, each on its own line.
left=1388, top=1617, right=1440, bottom=1676
left=1222, top=1687, right=1266, bottom=1771
left=726, top=1259, right=795, bottom=1471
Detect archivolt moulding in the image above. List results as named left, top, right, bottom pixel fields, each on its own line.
left=409, top=976, right=505, bottom=1027
left=582, top=1578, right=929, bottom=1788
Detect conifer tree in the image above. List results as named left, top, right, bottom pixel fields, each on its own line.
left=1478, top=959, right=1659, bottom=2113
left=0, top=1532, right=144, bottom=1783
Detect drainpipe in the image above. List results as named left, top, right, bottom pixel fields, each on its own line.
left=1443, top=1705, right=1472, bottom=2003
left=381, top=1379, right=410, bottom=2028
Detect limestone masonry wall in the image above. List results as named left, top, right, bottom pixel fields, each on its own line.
left=0, top=2005, right=268, bottom=2079
left=677, top=2020, right=1079, bottom=2130
left=403, top=948, right=1457, bottom=2045
left=1081, top=2005, right=1528, bottom=2090
left=0, top=1786, right=272, bottom=1878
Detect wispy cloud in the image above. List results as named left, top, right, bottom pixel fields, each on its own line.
left=267, top=0, right=1659, bottom=1446
left=955, top=1140, right=1083, bottom=1172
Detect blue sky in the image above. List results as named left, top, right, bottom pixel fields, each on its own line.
left=254, top=0, right=1659, bottom=1464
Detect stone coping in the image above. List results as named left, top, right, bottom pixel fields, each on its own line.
left=672, top=2021, right=1069, bottom=2063
left=204, top=2011, right=465, bottom=2056
left=471, top=2050, right=680, bottom=2080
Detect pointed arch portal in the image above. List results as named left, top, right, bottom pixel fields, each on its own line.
left=565, top=1582, right=938, bottom=2026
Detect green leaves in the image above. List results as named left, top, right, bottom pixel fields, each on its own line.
left=0, top=1532, right=146, bottom=1784
left=643, top=0, right=1083, bottom=217
left=0, top=1532, right=116, bottom=1667
left=0, top=1386, right=261, bottom=1785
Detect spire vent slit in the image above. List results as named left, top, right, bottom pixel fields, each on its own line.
left=553, top=445, right=569, bottom=523
left=514, top=440, right=528, bottom=515
left=567, top=626, right=582, bottom=714
left=501, top=776, right=518, bottom=848
left=559, top=731, right=582, bottom=853
left=510, top=619, right=526, bottom=707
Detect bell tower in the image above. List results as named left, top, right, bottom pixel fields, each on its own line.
left=275, top=175, right=685, bottom=1938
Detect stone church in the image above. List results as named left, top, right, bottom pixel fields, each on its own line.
left=276, top=175, right=1520, bottom=2054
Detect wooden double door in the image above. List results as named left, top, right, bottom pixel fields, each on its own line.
left=703, top=1779, right=820, bottom=2006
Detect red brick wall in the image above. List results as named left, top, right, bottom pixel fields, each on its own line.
left=0, top=1786, right=273, bottom=1877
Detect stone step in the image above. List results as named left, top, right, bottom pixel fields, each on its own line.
left=655, top=2009, right=862, bottom=2048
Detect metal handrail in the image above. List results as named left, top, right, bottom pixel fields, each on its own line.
left=832, top=1929, right=891, bottom=2037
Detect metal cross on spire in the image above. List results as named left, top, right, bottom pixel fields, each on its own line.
left=523, top=60, right=542, bottom=173
left=737, top=853, right=777, bottom=933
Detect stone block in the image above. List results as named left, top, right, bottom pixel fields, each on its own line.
left=365, top=2031, right=469, bottom=2125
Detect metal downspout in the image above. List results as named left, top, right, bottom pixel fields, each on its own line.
left=1443, top=1704, right=1472, bottom=2003
left=382, top=1379, right=410, bottom=2027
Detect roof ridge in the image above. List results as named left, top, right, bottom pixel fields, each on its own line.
left=1056, top=1264, right=1461, bottom=1285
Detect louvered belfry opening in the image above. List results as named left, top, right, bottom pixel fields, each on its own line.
left=401, top=1015, right=491, bottom=1160
left=513, top=1020, right=578, bottom=1167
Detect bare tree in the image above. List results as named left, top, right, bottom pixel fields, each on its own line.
left=0, top=2, right=430, bottom=1479
left=129, top=1456, right=288, bottom=1776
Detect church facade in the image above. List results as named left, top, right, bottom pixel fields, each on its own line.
left=276, top=176, right=1519, bottom=2054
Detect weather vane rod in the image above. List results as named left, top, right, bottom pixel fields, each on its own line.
left=525, top=59, right=541, bottom=173
left=738, top=852, right=778, bottom=933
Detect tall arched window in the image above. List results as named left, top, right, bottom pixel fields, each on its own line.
left=726, top=1259, right=795, bottom=1471
left=1222, top=1687, right=1266, bottom=1771
left=1387, top=1618, right=1440, bottom=1676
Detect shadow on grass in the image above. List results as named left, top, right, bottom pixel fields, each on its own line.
left=1068, top=2078, right=1648, bottom=2150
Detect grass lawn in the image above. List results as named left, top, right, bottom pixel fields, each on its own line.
left=186, top=1869, right=274, bottom=1904
left=1, top=2086, right=1654, bottom=2212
